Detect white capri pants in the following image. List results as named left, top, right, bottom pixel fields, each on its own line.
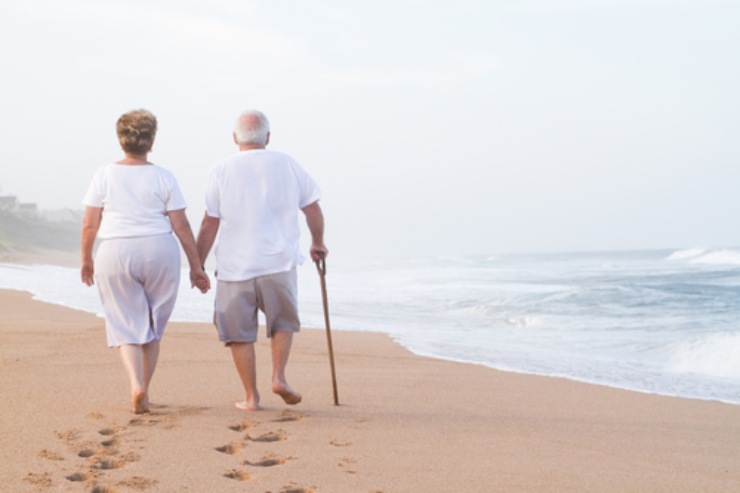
left=94, top=233, right=181, bottom=347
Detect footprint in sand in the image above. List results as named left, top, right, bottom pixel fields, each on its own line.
left=117, top=476, right=158, bottom=489
left=243, top=453, right=292, bottom=467
left=338, top=456, right=358, bottom=474
left=94, top=458, right=124, bottom=471
left=228, top=419, right=257, bottom=432
left=38, top=449, right=65, bottom=461
left=224, top=469, right=251, bottom=481
left=272, top=410, right=306, bottom=422
left=329, top=439, right=351, bottom=447
left=55, top=417, right=140, bottom=485
left=248, top=429, right=288, bottom=443
left=90, top=485, right=119, bottom=493
left=23, top=472, right=53, bottom=488
left=98, top=427, right=120, bottom=437
left=280, top=484, right=316, bottom=493
left=44, top=408, right=184, bottom=490
left=93, top=453, right=138, bottom=471
left=66, top=471, right=92, bottom=482
left=101, top=436, right=119, bottom=448
left=75, top=436, right=119, bottom=459
left=56, top=429, right=83, bottom=442
left=128, top=416, right=161, bottom=427
left=126, top=404, right=204, bottom=429
left=215, top=442, right=244, bottom=455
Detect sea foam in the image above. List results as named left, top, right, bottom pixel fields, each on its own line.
left=667, top=247, right=740, bottom=266
left=665, top=332, right=740, bottom=380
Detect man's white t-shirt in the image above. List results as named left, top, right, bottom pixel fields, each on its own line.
left=82, top=164, right=187, bottom=239
left=205, top=149, right=321, bottom=281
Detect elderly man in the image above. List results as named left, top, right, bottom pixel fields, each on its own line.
left=197, top=110, right=327, bottom=410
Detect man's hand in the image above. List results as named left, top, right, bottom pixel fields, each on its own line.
left=310, top=244, right=329, bottom=263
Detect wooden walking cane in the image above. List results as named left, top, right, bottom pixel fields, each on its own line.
left=315, top=257, right=339, bottom=405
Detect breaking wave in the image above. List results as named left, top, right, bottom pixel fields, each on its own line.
left=667, top=248, right=740, bottom=266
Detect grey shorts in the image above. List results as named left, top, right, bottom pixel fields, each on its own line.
left=213, top=268, right=300, bottom=344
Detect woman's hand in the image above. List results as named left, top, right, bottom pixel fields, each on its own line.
left=81, top=259, right=95, bottom=286
left=80, top=206, right=102, bottom=287
left=190, top=268, right=210, bottom=293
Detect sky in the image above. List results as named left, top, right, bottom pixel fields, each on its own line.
left=1, top=0, right=738, bottom=262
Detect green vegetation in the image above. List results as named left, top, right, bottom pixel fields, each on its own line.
left=0, top=210, right=79, bottom=253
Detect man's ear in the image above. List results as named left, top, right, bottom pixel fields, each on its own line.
left=233, top=132, right=239, bottom=145
left=265, top=132, right=271, bottom=146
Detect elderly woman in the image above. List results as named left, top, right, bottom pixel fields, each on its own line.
left=81, top=109, right=209, bottom=414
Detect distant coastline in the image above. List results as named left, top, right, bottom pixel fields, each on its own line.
left=0, top=206, right=81, bottom=262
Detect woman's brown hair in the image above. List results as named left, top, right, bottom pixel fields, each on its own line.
left=116, top=109, right=157, bottom=155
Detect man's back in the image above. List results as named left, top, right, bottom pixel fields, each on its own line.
left=205, top=149, right=321, bottom=281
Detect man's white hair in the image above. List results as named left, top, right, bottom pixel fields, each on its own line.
left=234, top=110, right=270, bottom=146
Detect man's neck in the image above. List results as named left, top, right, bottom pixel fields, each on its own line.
left=239, top=144, right=266, bottom=151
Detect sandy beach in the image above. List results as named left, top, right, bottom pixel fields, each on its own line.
left=1, top=267, right=739, bottom=491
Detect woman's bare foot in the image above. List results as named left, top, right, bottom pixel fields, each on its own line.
left=234, top=400, right=261, bottom=411
left=273, top=382, right=302, bottom=405
left=132, top=390, right=149, bottom=414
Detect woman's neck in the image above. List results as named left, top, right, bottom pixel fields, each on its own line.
left=115, top=153, right=151, bottom=165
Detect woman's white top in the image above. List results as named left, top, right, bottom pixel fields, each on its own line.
left=83, top=163, right=187, bottom=239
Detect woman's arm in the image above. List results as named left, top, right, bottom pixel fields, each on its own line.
left=80, top=206, right=102, bottom=286
left=168, top=209, right=210, bottom=293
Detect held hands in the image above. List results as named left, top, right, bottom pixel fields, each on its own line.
left=83, top=261, right=210, bottom=293
left=82, top=258, right=210, bottom=293
left=190, top=268, right=211, bottom=293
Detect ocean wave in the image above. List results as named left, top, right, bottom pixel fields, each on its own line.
left=667, top=248, right=740, bottom=266
left=690, top=249, right=740, bottom=266
left=665, top=332, right=740, bottom=379
left=666, top=248, right=706, bottom=261
left=505, top=316, right=542, bottom=328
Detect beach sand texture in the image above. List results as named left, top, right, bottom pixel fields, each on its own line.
left=1, top=287, right=739, bottom=492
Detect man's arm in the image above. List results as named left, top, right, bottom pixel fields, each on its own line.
left=196, top=212, right=221, bottom=266
left=301, top=201, right=328, bottom=262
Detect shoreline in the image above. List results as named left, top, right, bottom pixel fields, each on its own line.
left=2, top=252, right=739, bottom=408
left=2, top=288, right=740, bottom=492
left=0, top=248, right=80, bottom=268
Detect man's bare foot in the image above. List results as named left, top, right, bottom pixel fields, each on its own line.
left=273, top=383, right=302, bottom=405
left=132, top=390, right=149, bottom=414
left=234, top=400, right=261, bottom=411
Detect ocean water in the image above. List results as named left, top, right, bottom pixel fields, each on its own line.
left=1, top=248, right=739, bottom=405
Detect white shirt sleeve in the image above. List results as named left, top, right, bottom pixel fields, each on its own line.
left=292, top=161, right=321, bottom=208
left=204, top=166, right=221, bottom=218
left=162, top=168, right=187, bottom=211
left=82, top=168, right=105, bottom=208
